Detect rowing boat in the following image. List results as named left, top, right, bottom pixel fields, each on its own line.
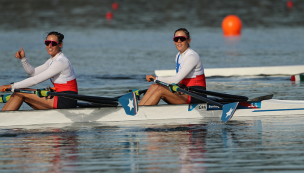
left=155, top=65, right=304, bottom=77
left=1, top=98, right=303, bottom=127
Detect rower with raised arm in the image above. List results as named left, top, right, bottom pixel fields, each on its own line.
left=0, top=31, right=78, bottom=111
left=139, top=28, right=206, bottom=105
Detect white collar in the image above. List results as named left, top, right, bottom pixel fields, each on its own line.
left=180, top=48, right=190, bottom=56
left=51, top=52, right=62, bottom=61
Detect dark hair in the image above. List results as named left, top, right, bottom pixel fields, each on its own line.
left=174, top=28, right=190, bottom=39
left=46, top=31, right=64, bottom=44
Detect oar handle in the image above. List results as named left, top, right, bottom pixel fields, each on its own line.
left=14, top=89, right=37, bottom=94
left=3, top=88, right=10, bottom=92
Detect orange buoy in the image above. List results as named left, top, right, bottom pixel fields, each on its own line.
left=222, top=15, right=242, bottom=36
left=112, top=2, right=119, bottom=10
left=287, top=0, right=293, bottom=9
left=106, top=12, right=113, bottom=20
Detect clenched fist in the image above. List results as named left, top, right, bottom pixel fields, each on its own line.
left=15, top=47, right=25, bottom=59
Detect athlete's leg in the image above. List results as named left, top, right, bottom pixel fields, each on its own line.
left=2, top=91, right=54, bottom=111
left=139, top=84, right=188, bottom=105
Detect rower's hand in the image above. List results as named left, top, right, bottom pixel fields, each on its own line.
left=146, top=75, right=156, bottom=82
left=0, top=85, right=11, bottom=92
left=15, top=47, right=25, bottom=59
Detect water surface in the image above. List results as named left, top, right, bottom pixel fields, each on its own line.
left=1, top=0, right=304, bottom=172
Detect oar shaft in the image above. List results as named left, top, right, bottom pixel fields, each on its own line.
left=7, top=89, right=35, bottom=94
left=47, top=92, right=118, bottom=102
left=115, top=89, right=148, bottom=99
left=177, top=88, right=224, bottom=107
left=58, top=95, right=118, bottom=105
left=154, top=80, right=224, bottom=107
left=189, top=87, right=248, bottom=101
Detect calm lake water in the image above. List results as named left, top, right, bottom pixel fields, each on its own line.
left=1, top=0, right=304, bottom=172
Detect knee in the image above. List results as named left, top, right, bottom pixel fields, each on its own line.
left=11, top=92, right=25, bottom=98
left=149, top=84, right=159, bottom=90
left=151, top=84, right=167, bottom=94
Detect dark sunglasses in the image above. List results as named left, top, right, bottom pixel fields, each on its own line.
left=173, top=36, right=187, bottom=42
left=44, top=40, right=59, bottom=46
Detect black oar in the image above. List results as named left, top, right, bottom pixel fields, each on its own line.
left=249, top=94, right=273, bottom=101
left=46, top=92, right=119, bottom=104
left=45, top=89, right=147, bottom=104
left=3, top=88, right=141, bottom=115
left=4, top=89, right=118, bottom=105
left=189, top=87, right=248, bottom=101
left=153, top=80, right=239, bottom=123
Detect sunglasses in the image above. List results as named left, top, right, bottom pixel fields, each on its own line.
left=173, top=36, right=187, bottom=42
left=44, top=40, right=59, bottom=46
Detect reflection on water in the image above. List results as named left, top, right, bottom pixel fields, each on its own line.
left=1, top=117, right=304, bottom=172
left=0, top=120, right=267, bottom=172
left=1, top=128, right=79, bottom=172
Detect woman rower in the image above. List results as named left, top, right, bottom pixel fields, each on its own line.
left=0, top=31, right=78, bottom=111
left=139, top=28, right=206, bottom=105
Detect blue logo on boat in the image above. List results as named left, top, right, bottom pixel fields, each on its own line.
left=118, top=92, right=138, bottom=116
left=188, top=104, right=198, bottom=111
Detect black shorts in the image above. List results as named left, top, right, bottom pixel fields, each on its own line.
left=188, top=86, right=207, bottom=104
left=54, top=91, right=78, bottom=109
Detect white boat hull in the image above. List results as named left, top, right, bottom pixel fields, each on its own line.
left=155, top=65, right=304, bottom=77
left=0, top=99, right=304, bottom=127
